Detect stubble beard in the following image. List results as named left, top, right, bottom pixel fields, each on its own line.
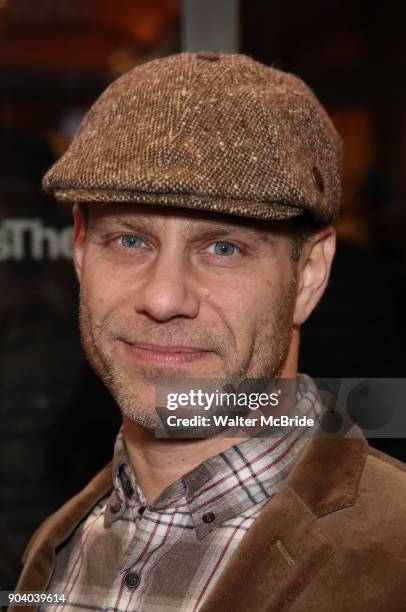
left=78, top=280, right=297, bottom=432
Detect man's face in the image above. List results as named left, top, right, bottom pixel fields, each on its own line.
left=74, top=203, right=301, bottom=429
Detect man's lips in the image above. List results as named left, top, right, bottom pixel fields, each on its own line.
left=121, top=340, right=211, bottom=365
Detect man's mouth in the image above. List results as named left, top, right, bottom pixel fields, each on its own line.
left=121, top=340, right=211, bottom=366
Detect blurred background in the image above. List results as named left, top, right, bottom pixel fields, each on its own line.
left=1, top=0, right=405, bottom=589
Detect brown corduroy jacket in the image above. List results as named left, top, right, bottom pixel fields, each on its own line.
left=10, top=430, right=406, bottom=612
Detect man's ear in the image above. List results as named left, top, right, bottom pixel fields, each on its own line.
left=72, top=203, right=86, bottom=283
left=293, top=225, right=336, bottom=326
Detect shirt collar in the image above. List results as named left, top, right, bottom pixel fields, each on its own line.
left=105, top=374, right=324, bottom=538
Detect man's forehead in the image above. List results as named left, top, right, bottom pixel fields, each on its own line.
left=86, top=202, right=290, bottom=238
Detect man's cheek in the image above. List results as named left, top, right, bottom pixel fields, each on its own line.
left=222, top=308, right=255, bottom=355
left=83, top=268, right=120, bottom=313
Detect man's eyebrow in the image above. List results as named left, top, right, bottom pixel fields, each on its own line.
left=98, top=215, right=154, bottom=231
left=98, top=214, right=272, bottom=242
left=183, top=221, right=272, bottom=242
left=180, top=217, right=275, bottom=242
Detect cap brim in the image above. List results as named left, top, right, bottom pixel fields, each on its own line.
left=51, top=188, right=305, bottom=222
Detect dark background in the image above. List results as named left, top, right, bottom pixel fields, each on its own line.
left=1, top=0, right=405, bottom=589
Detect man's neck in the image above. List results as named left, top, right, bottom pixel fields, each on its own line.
left=122, top=415, right=247, bottom=505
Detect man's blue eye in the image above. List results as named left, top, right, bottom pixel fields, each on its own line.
left=119, top=235, right=143, bottom=249
left=211, top=241, right=236, bottom=256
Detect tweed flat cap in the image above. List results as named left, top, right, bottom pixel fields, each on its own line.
left=43, top=51, right=342, bottom=223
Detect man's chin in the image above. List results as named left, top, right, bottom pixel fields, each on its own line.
left=114, top=393, right=158, bottom=430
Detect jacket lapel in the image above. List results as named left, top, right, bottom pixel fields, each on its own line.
left=15, top=462, right=113, bottom=593
left=200, top=432, right=369, bottom=612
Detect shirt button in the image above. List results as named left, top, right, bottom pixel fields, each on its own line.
left=202, top=511, right=215, bottom=524
left=124, top=571, right=141, bottom=589
left=110, top=502, right=122, bottom=514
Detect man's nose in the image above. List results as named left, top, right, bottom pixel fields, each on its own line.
left=133, top=250, right=200, bottom=321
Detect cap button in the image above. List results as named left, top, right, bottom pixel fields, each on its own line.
left=195, top=51, right=220, bottom=62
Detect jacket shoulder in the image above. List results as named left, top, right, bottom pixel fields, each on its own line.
left=357, top=445, right=406, bottom=513
left=367, top=445, right=406, bottom=474
left=363, top=445, right=406, bottom=501
left=22, top=461, right=113, bottom=565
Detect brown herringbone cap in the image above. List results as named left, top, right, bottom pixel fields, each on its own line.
left=43, top=51, right=342, bottom=223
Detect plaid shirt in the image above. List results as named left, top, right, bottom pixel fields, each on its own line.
left=46, top=375, right=322, bottom=612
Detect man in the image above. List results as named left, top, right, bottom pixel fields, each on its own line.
left=11, top=52, right=406, bottom=611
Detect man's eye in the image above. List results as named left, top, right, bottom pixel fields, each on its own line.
left=117, top=235, right=144, bottom=249
left=207, top=241, right=238, bottom=257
